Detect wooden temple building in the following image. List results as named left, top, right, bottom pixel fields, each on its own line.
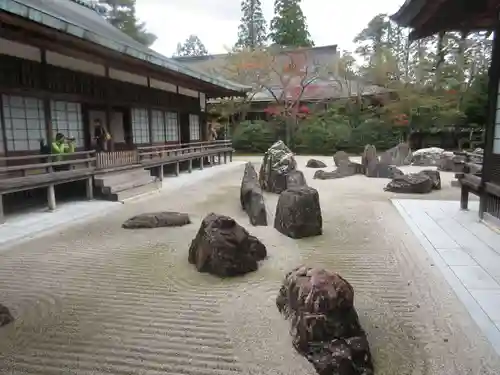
left=392, top=0, right=500, bottom=226
left=0, top=0, right=248, bottom=222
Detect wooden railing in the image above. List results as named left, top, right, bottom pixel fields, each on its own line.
left=0, top=151, right=96, bottom=195
left=96, top=150, right=140, bottom=170
left=137, top=140, right=233, bottom=164
left=0, top=140, right=233, bottom=195
left=0, top=151, right=96, bottom=179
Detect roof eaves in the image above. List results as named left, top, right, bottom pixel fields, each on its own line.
left=1, top=0, right=250, bottom=93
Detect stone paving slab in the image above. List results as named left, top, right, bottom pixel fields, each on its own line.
left=393, top=199, right=500, bottom=355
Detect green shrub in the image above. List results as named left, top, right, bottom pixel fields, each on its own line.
left=294, top=117, right=351, bottom=154
left=232, top=120, right=278, bottom=153
left=231, top=118, right=404, bottom=154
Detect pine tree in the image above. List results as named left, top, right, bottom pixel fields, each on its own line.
left=269, top=0, right=313, bottom=48
left=175, top=35, right=208, bottom=57
left=98, top=0, right=157, bottom=46
left=235, top=0, right=267, bottom=49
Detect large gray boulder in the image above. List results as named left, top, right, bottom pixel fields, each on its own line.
left=276, top=266, right=374, bottom=375
left=411, top=147, right=445, bottom=166
left=188, top=213, right=267, bottom=277
left=366, top=163, right=404, bottom=178
left=122, top=212, right=191, bottom=229
left=419, top=170, right=441, bottom=190
left=333, top=151, right=350, bottom=167
left=306, top=159, right=327, bottom=168
left=380, top=143, right=412, bottom=166
left=315, top=152, right=364, bottom=180
left=240, top=162, right=268, bottom=226
left=439, top=153, right=466, bottom=172
left=363, top=144, right=403, bottom=178
left=384, top=172, right=434, bottom=194
left=274, top=186, right=322, bottom=238
left=0, top=304, right=14, bottom=327
left=361, top=144, right=378, bottom=171
left=259, top=140, right=297, bottom=193
left=286, top=170, right=308, bottom=189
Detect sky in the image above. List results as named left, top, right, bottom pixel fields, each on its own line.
left=135, top=0, right=405, bottom=57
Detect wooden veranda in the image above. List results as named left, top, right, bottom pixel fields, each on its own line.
left=0, top=140, right=233, bottom=222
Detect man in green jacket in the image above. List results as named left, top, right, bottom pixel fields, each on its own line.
left=51, top=133, right=75, bottom=170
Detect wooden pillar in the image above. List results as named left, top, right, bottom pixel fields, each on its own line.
left=224, top=152, right=227, bottom=164
left=0, top=194, right=4, bottom=224
left=230, top=152, right=233, bottom=162
left=47, top=184, right=56, bottom=211
left=105, top=66, right=114, bottom=152
left=158, top=165, right=164, bottom=181
left=188, top=159, right=193, bottom=173
left=86, top=177, right=94, bottom=200
left=175, top=162, right=180, bottom=176
left=460, top=187, right=469, bottom=210
left=200, top=156, right=204, bottom=170
left=41, top=49, right=53, bottom=145
left=147, top=77, right=153, bottom=145
left=481, top=20, right=500, bottom=217
left=0, top=95, right=8, bottom=156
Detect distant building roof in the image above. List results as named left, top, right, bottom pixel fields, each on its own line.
left=173, top=44, right=388, bottom=102
left=0, top=0, right=249, bottom=94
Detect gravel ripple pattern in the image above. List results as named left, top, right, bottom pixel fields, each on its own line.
left=0, top=156, right=498, bottom=375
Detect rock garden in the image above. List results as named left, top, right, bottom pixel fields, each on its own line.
left=56, top=139, right=477, bottom=375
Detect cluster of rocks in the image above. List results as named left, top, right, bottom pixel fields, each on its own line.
left=406, top=147, right=483, bottom=174
left=308, top=143, right=447, bottom=195
left=103, top=140, right=372, bottom=375
left=311, top=144, right=406, bottom=181
left=258, top=141, right=323, bottom=239
left=257, top=142, right=372, bottom=372
left=277, top=266, right=374, bottom=375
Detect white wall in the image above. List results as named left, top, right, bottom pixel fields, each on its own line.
left=0, top=37, right=41, bottom=62
left=46, top=51, right=105, bottom=76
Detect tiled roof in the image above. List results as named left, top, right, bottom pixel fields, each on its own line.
left=0, top=0, right=249, bottom=93
left=173, top=45, right=388, bottom=101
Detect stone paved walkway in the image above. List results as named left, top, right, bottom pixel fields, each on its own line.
left=393, top=199, right=500, bottom=355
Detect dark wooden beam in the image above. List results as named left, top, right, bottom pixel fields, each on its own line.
left=480, top=17, right=500, bottom=217
left=147, top=77, right=153, bottom=145
left=0, top=94, right=8, bottom=157
left=0, top=12, right=242, bottom=98
left=40, top=48, right=53, bottom=145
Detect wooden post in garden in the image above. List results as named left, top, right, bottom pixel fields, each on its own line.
left=0, top=195, right=4, bottom=224
left=188, top=159, right=193, bottom=173
left=86, top=177, right=93, bottom=200
left=158, top=165, right=164, bottom=181
left=47, top=184, right=56, bottom=211
left=175, top=162, right=180, bottom=176
left=200, top=157, right=204, bottom=170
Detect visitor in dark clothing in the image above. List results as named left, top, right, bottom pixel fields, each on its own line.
left=94, top=119, right=110, bottom=152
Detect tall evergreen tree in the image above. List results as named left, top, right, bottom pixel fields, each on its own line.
left=175, top=35, right=208, bottom=57
left=98, top=0, right=157, bottom=46
left=235, top=0, right=267, bottom=49
left=269, top=0, right=314, bottom=47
